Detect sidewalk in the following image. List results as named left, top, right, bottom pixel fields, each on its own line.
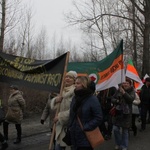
left=1, top=114, right=150, bottom=150
left=0, top=113, right=51, bottom=150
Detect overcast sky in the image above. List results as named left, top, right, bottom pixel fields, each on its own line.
left=22, top=0, right=81, bottom=44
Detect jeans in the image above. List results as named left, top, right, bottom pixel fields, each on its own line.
left=113, top=125, right=128, bottom=149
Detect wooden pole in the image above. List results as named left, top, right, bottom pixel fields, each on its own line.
left=49, top=52, right=70, bottom=150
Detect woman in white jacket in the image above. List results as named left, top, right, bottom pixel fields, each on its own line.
left=132, top=92, right=141, bottom=136
left=51, top=71, right=77, bottom=150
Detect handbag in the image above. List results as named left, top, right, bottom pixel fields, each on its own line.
left=77, top=116, right=104, bottom=148
left=62, top=128, right=71, bottom=146
left=132, top=104, right=140, bottom=115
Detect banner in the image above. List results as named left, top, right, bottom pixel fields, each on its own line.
left=0, top=51, right=69, bottom=93
left=68, top=40, right=125, bottom=91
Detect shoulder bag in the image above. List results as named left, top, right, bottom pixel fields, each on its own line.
left=77, top=116, right=104, bottom=149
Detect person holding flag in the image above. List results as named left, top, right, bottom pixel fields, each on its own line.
left=97, top=86, right=117, bottom=140
left=50, top=71, right=77, bottom=150
left=111, top=78, right=135, bottom=150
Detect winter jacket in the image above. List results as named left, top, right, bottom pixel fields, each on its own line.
left=140, top=84, right=150, bottom=105
left=97, top=87, right=117, bottom=113
left=6, top=90, right=26, bottom=124
left=132, top=93, right=141, bottom=115
left=51, top=84, right=75, bottom=147
left=69, top=95, right=103, bottom=148
left=41, top=98, right=55, bottom=129
left=112, top=87, right=135, bottom=128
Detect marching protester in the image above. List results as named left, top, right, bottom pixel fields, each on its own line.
left=3, top=85, right=26, bottom=144
left=111, top=78, right=135, bottom=150
left=40, top=92, right=57, bottom=150
left=131, top=91, right=141, bottom=136
left=97, top=86, right=117, bottom=140
left=40, top=92, right=57, bottom=132
left=68, top=76, right=103, bottom=150
left=50, top=71, right=77, bottom=150
left=139, top=77, right=150, bottom=131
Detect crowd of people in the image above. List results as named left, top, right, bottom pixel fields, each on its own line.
left=0, top=71, right=150, bottom=150
left=39, top=72, right=150, bottom=150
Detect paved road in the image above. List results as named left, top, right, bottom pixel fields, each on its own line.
left=3, top=121, right=150, bottom=150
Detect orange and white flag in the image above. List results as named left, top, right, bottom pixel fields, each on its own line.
left=126, top=59, right=143, bottom=89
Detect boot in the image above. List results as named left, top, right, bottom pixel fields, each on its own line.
left=14, top=124, right=21, bottom=144
left=13, top=138, right=21, bottom=144
left=3, top=122, right=8, bottom=141
left=1, top=141, right=8, bottom=150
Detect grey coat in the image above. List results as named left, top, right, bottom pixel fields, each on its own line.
left=41, top=98, right=55, bottom=129
left=112, top=87, right=135, bottom=128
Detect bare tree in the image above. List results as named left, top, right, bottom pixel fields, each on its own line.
left=0, top=0, right=22, bottom=51
left=33, top=27, right=48, bottom=60
left=66, top=0, right=150, bottom=76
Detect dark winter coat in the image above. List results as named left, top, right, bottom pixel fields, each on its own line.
left=140, top=84, right=150, bottom=105
left=97, top=87, right=117, bottom=114
left=111, top=87, right=135, bottom=128
left=69, top=95, right=103, bottom=148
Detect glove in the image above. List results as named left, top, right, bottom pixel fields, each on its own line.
left=40, top=119, right=44, bottom=125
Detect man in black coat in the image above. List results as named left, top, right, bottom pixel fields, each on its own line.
left=139, top=77, right=150, bottom=131
left=97, top=87, right=117, bottom=140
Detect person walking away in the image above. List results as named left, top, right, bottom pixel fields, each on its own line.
left=111, top=78, right=135, bottom=150
left=3, top=85, right=26, bottom=144
left=131, top=92, right=141, bottom=136
left=97, top=86, right=117, bottom=140
left=69, top=76, right=103, bottom=150
left=139, top=77, right=150, bottom=131
left=51, top=71, right=77, bottom=150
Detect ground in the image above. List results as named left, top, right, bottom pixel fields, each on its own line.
left=0, top=113, right=50, bottom=140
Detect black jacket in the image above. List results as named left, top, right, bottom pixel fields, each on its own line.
left=140, top=84, right=150, bottom=105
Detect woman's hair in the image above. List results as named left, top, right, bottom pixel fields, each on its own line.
left=76, top=76, right=91, bottom=88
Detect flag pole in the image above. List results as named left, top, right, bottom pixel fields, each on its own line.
left=49, top=52, right=70, bottom=150
left=120, top=39, right=124, bottom=83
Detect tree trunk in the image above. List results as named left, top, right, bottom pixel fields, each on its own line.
left=142, top=1, right=150, bottom=76
left=0, top=0, right=6, bottom=51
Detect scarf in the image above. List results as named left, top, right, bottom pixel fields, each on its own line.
left=73, top=88, right=93, bottom=113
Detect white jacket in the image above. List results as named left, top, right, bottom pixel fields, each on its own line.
left=132, top=93, right=141, bottom=114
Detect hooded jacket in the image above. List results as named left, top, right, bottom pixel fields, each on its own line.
left=6, top=90, right=26, bottom=124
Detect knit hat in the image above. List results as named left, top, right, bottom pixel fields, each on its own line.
left=66, top=71, right=77, bottom=79
left=10, top=85, right=19, bottom=90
